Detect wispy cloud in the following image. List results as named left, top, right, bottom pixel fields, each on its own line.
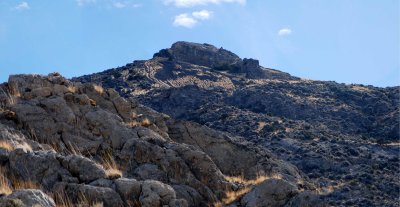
left=173, top=13, right=198, bottom=28
left=165, top=0, right=246, bottom=7
left=113, top=1, right=142, bottom=9
left=14, top=2, right=30, bottom=11
left=76, top=0, right=96, bottom=6
left=113, top=2, right=127, bottom=8
left=278, top=28, right=292, bottom=36
left=192, top=10, right=212, bottom=20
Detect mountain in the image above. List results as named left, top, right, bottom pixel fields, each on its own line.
left=74, top=41, right=400, bottom=206
left=0, top=73, right=319, bottom=207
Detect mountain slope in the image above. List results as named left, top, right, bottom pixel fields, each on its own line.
left=0, top=73, right=320, bottom=207
left=75, top=41, right=400, bottom=206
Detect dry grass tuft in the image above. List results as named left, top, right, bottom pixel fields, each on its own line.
left=0, top=167, right=40, bottom=196
left=14, top=142, right=32, bottom=152
left=215, top=173, right=282, bottom=206
left=101, top=151, right=122, bottom=179
left=0, top=140, right=14, bottom=151
left=66, top=86, right=77, bottom=93
left=126, top=120, right=139, bottom=127
left=93, top=85, right=104, bottom=94
left=224, top=174, right=273, bottom=185
left=0, top=167, right=12, bottom=195
left=140, top=118, right=151, bottom=127
left=65, top=142, right=83, bottom=156
left=216, top=187, right=251, bottom=206
left=12, top=179, right=40, bottom=190
left=89, top=99, right=97, bottom=106
left=53, top=191, right=104, bottom=207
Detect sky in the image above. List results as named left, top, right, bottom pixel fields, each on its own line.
left=0, top=0, right=398, bottom=87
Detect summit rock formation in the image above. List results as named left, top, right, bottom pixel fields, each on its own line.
left=75, top=41, right=400, bottom=207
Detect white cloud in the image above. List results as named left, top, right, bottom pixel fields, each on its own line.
left=76, top=0, right=96, bottom=6
left=278, top=28, right=292, bottom=36
left=192, top=10, right=212, bottom=20
left=164, top=0, right=246, bottom=7
left=173, top=13, right=198, bottom=28
left=14, top=2, right=29, bottom=11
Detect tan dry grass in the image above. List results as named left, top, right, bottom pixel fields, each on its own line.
left=53, top=191, right=104, bottom=207
left=101, top=151, right=122, bottom=179
left=215, top=173, right=282, bottom=206
left=93, top=85, right=104, bottom=94
left=0, top=167, right=41, bottom=196
left=0, top=167, right=12, bottom=195
left=140, top=118, right=151, bottom=127
left=0, top=140, right=14, bottom=151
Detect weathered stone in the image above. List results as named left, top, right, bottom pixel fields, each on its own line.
left=60, top=154, right=107, bottom=183
left=241, top=179, right=299, bottom=207
left=4, top=189, right=55, bottom=207
left=139, top=180, right=176, bottom=207
left=114, top=178, right=142, bottom=205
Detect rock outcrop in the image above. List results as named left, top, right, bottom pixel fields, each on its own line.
left=0, top=73, right=318, bottom=207
left=74, top=41, right=400, bottom=206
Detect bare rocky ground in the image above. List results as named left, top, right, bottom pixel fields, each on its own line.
left=0, top=73, right=321, bottom=206
left=75, top=41, right=400, bottom=206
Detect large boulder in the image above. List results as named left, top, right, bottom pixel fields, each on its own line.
left=54, top=183, right=124, bottom=207
left=1, top=189, right=55, bottom=207
left=241, top=179, right=299, bottom=207
left=9, top=149, right=76, bottom=190
left=59, top=154, right=107, bottom=183
left=139, top=180, right=177, bottom=207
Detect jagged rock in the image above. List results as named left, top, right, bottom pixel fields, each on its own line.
left=133, top=163, right=168, bottom=182
left=241, top=179, right=299, bottom=207
left=54, top=183, right=124, bottom=207
left=154, top=41, right=241, bottom=68
left=1, top=189, right=56, bottom=207
left=169, top=199, right=189, bottom=207
left=114, top=178, right=142, bottom=205
left=172, top=185, right=204, bottom=207
left=139, top=180, right=176, bottom=207
left=284, top=191, right=321, bottom=207
left=59, top=154, right=107, bottom=183
left=9, top=149, right=76, bottom=190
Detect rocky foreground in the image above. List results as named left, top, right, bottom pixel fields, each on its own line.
left=0, top=73, right=321, bottom=206
left=75, top=41, right=400, bottom=206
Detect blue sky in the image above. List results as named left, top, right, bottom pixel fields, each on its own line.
left=0, top=0, right=398, bottom=87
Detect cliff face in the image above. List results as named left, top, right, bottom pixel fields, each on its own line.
left=75, top=41, right=400, bottom=206
left=0, top=73, right=318, bottom=207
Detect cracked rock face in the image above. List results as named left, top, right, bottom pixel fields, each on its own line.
left=0, top=73, right=318, bottom=207
left=74, top=41, right=400, bottom=207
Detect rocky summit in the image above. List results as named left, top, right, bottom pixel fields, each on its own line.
left=0, top=41, right=397, bottom=207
